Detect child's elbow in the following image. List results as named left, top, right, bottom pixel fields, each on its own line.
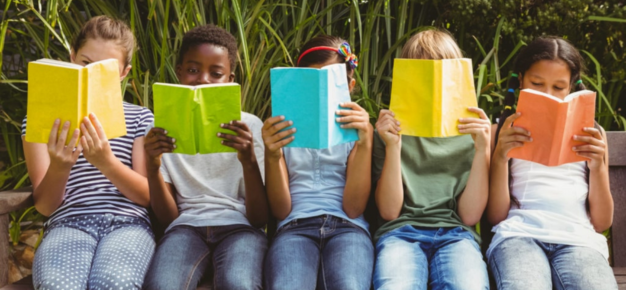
left=379, top=209, right=400, bottom=221
left=461, top=215, right=481, bottom=227
left=593, top=219, right=613, bottom=233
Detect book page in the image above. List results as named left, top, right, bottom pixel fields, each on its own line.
left=196, top=84, right=241, bottom=154
left=153, top=83, right=198, bottom=154
left=86, top=59, right=127, bottom=140
left=34, top=58, right=83, bottom=69
left=558, top=91, right=596, bottom=164
left=441, top=58, right=478, bottom=137
left=25, top=62, right=82, bottom=144
left=270, top=67, right=323, bottom=148
left=325, top=63, right=358, bottom=148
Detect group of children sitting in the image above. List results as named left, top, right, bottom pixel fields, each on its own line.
left=21, top=15, right=617, bottom=290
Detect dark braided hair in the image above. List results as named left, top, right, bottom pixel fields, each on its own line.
left=495, top=36, right=587, bottom=143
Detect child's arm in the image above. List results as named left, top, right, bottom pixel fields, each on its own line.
left=456, top=107, right=491, bottom=226
left=261, top=116, right=295, bottom=220
left=574, top=127, right=613, bottom=232
left=24, top=120, right=82, bottom=216
left=80, top=114, right=150, bottom=207
left=144, top=127, right=179, bottom=226
left=487, top=112, right=532, bottom=225
left=337, top=102, right=373, bottom=218
left=219, top=120, right=268, bottom=228
left=374, top=110, right=403, bottom=221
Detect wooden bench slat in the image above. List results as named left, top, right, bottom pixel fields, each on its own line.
left=0, top=187, right=33, bottom=215
left=608, top=132, right=626, bottom=166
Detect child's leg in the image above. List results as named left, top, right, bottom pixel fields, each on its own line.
left=318, top=218, right=374, bottom=290
left=373, top=225, right=429, bottom=290
left=429, top=227, right=488, bottom=290
left=550, top=244, right=617, bottom=290
left=143, top=225, right=210, bottom=290
left=264, top=218, right=323, bottom=290
left=33, top=220, right=97, bottom=290
left=488, top=237, right=551, bottom=290
left=88, top=215, right=154, bottom=290
left=210, top=224, right=267, bottom=290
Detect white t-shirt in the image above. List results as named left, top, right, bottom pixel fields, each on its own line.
left=487, top=159, right=609, bottom=259
left=149, top=112, right=265, bottom=232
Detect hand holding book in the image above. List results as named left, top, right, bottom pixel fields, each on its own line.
left=218, top=120, right=258, bottom=165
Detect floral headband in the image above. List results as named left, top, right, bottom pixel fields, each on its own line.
left=297, top=42, right=359, bottom=69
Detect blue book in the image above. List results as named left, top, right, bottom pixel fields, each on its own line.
left=270, top=63, right=359, bottom=149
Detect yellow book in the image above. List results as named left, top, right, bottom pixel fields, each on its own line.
left=25, top=58, right=127, bottom=144
left=389, top=58, right=478, bottom=137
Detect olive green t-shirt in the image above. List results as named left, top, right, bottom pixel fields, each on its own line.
left=372, top=131, right=480, bottom=242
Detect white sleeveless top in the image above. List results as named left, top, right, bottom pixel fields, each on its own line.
left=487, top=159, right=609, bottom=259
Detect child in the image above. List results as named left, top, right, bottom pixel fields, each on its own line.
left=142, top=24, right=268, bottom=290
left=22, top=16, right=155, bottom=289
left=372, top=29, right=491, bottom=290
left=487, top=36, right=618, bottom=290
left=262, top=35, right=374, bottom=290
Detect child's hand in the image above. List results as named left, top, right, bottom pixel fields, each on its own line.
left=336, top=102, right=373, bottom=146
left=144, top=127, right=175, bottom=172
left=375, top=109, right=401, bottom=147
left=493, top=112, right=532, bottom=162
left=458, top=107, right=491, bottom=151
left=218, top=121, right=258, bottom=165
left=80, top=113, right=116, bottom=170
left=262, top=116, right=295, bottom=161
left=573, top=127, right=606, bottom=171
left=47, top=119, right=82, bottom=171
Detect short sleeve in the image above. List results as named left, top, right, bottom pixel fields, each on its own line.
left=134, top=107, right=154, bottom=139
left=245, top=113, right=266, bottom=182
left=21, top=116, right=28, bottom=136
left=160, top=160, right=172, bottom=184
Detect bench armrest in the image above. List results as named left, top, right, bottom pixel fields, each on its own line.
left=0, top=187, right=33, bottom=215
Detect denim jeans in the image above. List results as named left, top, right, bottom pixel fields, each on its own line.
left=489, top=237, right=617, bottom=290
left=373, top=225, right=489, bottom=290
left=264, top=215, right=374, bottom=290
left=33, top=214, right=155, bottom=290
left=143, top=224, right=267, bottom=290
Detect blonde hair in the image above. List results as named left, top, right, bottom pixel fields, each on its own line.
left=401, top=29, right=463, bottom=60
left=72, top=16, right=136, bottom=67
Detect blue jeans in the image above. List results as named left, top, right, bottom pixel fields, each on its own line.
left=374, top=225, right=489, bottom=290
left=265, top=215, right=374, bottom=290
left=33, top=214, right=155, bottom=290
left=489, top=237, right=617, bottom=290
left=143, top=224, right=267, bottom=290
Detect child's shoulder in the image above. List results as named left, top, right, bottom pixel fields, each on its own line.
left=241, top=111, right=263, bottom=128
left=123, top=101, right=153, bottom=116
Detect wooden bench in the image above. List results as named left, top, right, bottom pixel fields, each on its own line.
left=0, top=131, right=624, bottom=289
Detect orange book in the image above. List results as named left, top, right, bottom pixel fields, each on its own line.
left=508, top=89, right=596, bottom=166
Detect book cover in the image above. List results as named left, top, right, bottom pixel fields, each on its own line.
left=508, top=88, right=597, bottom=166
left=153, top=83, right=242, bottom=154
left=25, top=58, right=126, bottom=144
left=389, top=58, right=478, bottom=138
left=270, top=63, right=358, bottom=149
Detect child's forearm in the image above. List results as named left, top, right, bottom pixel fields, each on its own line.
left=100, top=159, right=150, bottom=207
left=588, top=165, right=613, bottom=232
left=242, top=160, right=269, bottom=228
left=457, top=148, right=490, bottom=226
left=375, top=145, right=403, bottom=221
left=343, top=141, right=372, bottom=219
left=147, top=170, right=179, bottom=226
left=264, top=153, right=292, bottom=220
left=33, top=163, right=72, bottom=216
left=486, top=155, right=511, bottom=225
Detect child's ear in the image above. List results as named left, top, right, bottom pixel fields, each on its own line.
left=229, top=73, right=235, bottom=82
left=175, top=64, right=181, bottom=79
left=70, top=50, right=76, bottom=63
left=120, top=65, right=132, bottom=81
left=518, top=74, right=523, bottom=89
left=348, top=78, right=357, bottom=93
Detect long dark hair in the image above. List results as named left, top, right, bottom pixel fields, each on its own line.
left=495, top=36, right=586, bottom=140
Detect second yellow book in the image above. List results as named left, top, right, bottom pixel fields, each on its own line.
left=389, top=58, right=478, bottom=138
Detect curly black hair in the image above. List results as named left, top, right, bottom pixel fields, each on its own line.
left=177, top=24, right=238, bottom=71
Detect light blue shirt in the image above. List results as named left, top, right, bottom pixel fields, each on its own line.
left=279, top=142, right=369, bottom=233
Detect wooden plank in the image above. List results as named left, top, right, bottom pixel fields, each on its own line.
left=0, top=188, right=33, bottom=215
left=612, top=167, right=626, bottom=267
left=614, top=267, right=626, bottom=275
left=608, top=132, right=626, bottom=166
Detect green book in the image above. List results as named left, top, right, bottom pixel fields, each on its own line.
left=153, top=82, right=242, bottom=154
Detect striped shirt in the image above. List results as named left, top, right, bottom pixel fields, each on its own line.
left=22, top=102, right=154, bottom=226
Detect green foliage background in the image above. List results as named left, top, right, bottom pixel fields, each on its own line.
left=1, top=0, right=625, bottom=195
